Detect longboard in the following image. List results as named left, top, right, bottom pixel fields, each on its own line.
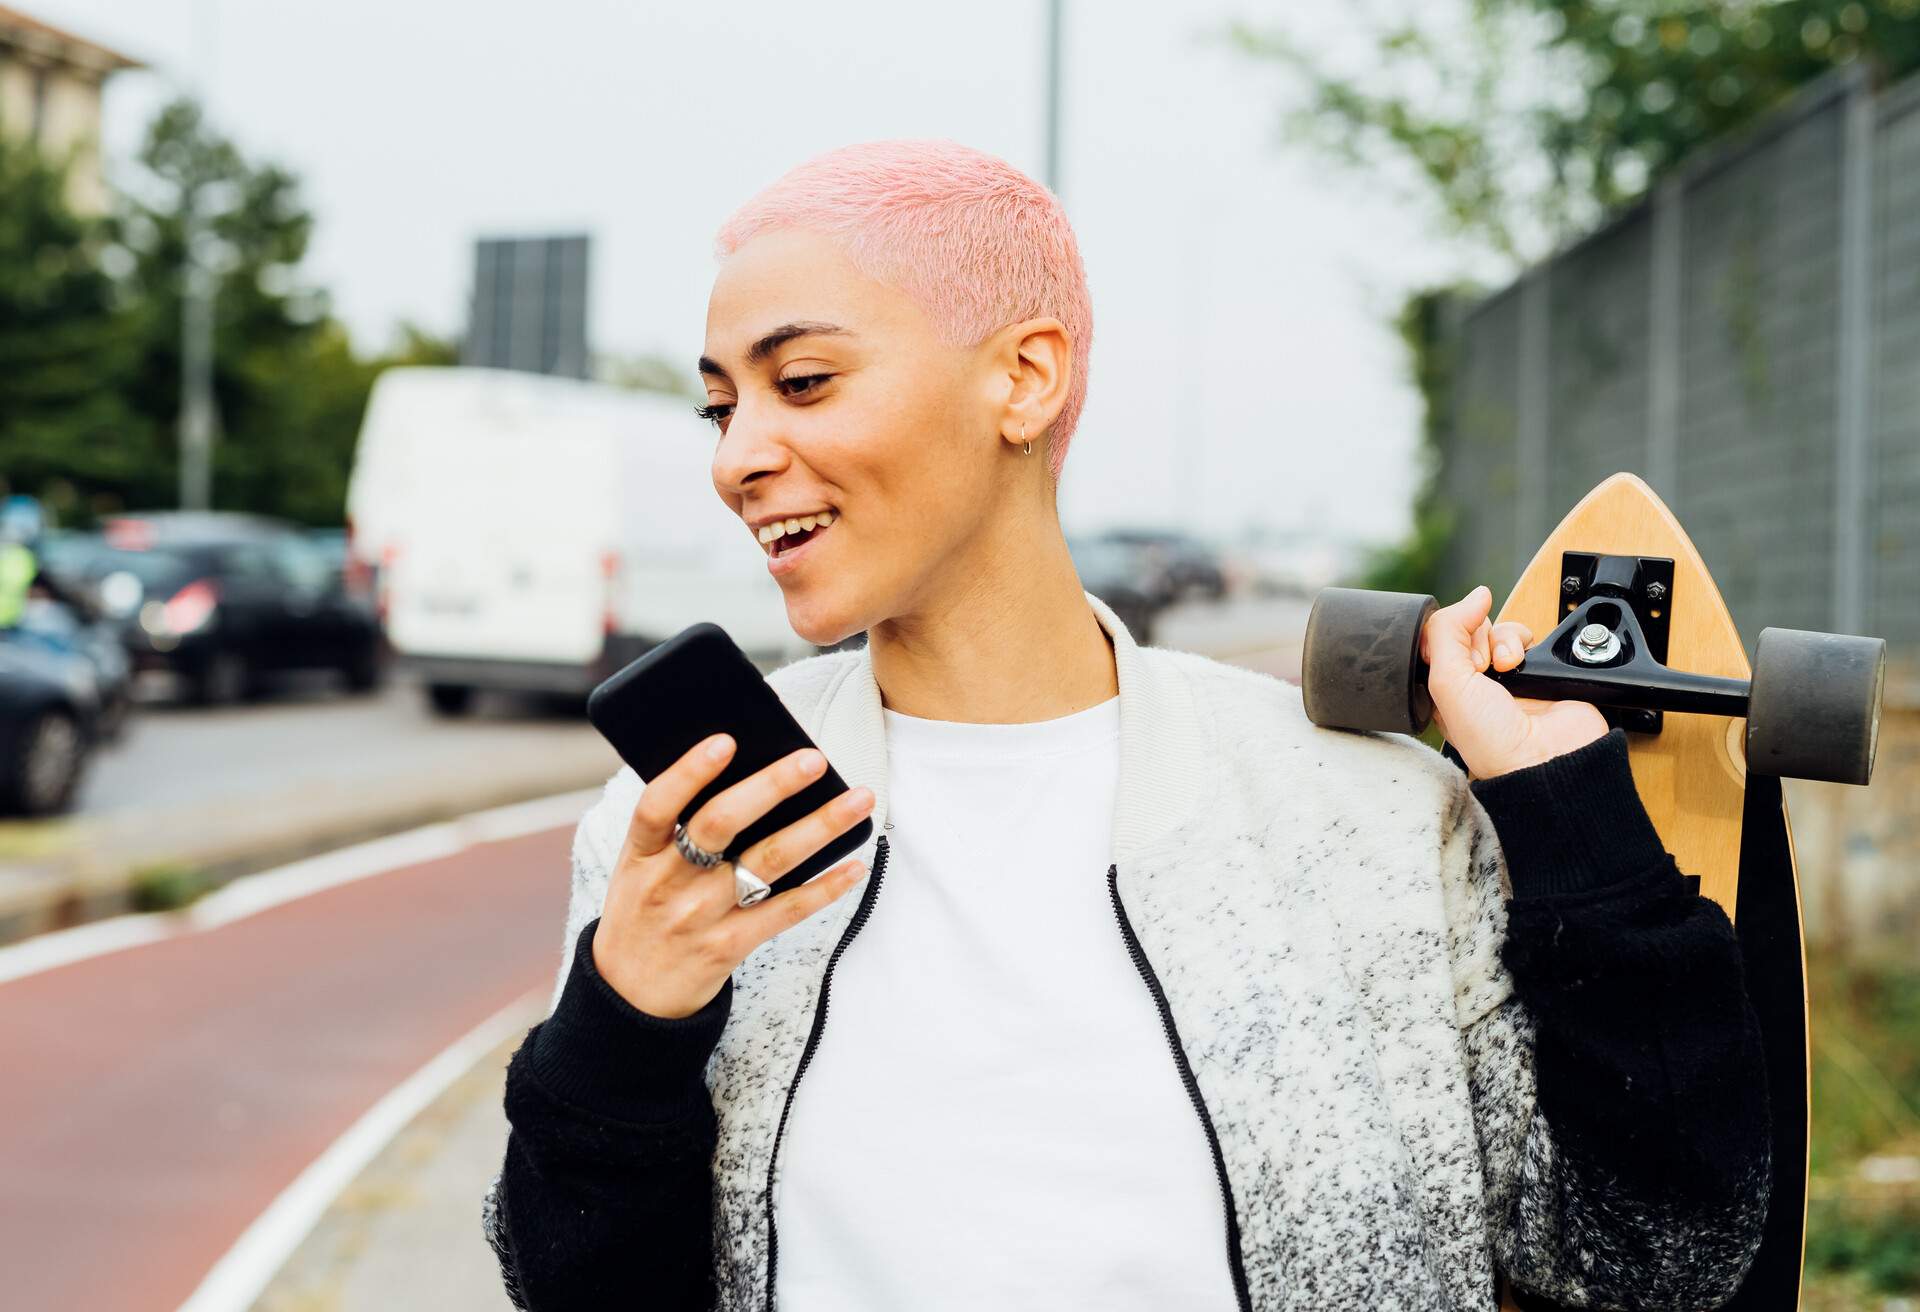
left=1492, top=473, right=1807, bottom=1311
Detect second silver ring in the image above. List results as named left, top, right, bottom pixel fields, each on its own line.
left=732, top=863, right=772, bottom=908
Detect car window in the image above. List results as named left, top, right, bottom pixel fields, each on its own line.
left=89, top=547, right=196, bottom=591
left=217, top=543, right=278, bottom=583
left=267, top=537, right=336, bottom=592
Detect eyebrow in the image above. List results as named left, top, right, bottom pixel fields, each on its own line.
left=698, top=321, right=853, bottom=380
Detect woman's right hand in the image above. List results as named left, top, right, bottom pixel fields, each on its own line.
left=591, top=733, right=876, bottom=1019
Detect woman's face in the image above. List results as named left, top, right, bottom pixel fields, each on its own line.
left=701, top=228, right=1014, bottom=647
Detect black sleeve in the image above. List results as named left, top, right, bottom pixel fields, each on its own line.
left=489, top=916, right=729, bottom=1311
left=1471, top=729, right=1772, bottom=1302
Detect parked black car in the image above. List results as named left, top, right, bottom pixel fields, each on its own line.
left=88, top=513, right=384, bottom=705
left=18, top=534, right=136, bottom=740
left=0, top=628, right=101, bottom=815
left=1066, top=534, right=1163, bottom=644
left=17, top=598, right=133, bottom=740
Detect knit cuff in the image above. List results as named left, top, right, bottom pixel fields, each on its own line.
left=523, top=917, right=731, bottom=1121
left=1470, top=728, right=1675, bottom=899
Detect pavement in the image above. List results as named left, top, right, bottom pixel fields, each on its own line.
left=250, top=1026, right=528, bottom=1312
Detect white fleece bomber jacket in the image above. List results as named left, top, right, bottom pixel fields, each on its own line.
left=485, top=590, right=1769, bottom=1311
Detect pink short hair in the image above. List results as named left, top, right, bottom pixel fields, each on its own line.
left=713, top=139, right=1093, bottom=485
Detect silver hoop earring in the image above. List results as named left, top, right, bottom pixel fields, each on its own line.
left=1021, top=423, right=1031, bottom=456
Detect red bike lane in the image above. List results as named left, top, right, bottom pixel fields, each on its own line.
left=0, top=824, right=574, bottom=1311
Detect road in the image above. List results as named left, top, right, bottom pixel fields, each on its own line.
left=0, top=674, right=621, bottom=943
left=0, top=593, right=1310, bottom=1311
left=73, top=676, right=610, bottom=817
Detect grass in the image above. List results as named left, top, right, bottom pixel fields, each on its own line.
left=1805, top=949, right=1920, bottom=1306
left=127, top=862, right=213, bottom=912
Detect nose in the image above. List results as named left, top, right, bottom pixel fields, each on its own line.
left=710, top=400, right=791, bottom=497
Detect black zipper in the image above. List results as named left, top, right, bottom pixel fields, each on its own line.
left=1109, top=863, right=1254, bottom=1312
left=763, top=829, right=891, bottom=1309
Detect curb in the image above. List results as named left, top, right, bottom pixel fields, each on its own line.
left=0, top=767, right=612, bottom=949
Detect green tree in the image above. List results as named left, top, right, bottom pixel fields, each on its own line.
left=385, top=322, right=460, bottom=368
left=1231, top=1, right=1920, bottom=593
left=1232, top=1, right=1920, bottom=264
left=0, top=135, right=137, bottom=519
left=110, top=97, right=342, bottom=520
left=2, top=98, right=464, bottom=527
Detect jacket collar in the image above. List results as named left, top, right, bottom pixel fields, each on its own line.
left=802, top=590, right=1211, bottom=865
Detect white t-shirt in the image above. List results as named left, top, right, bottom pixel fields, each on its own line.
left=773, top=694, right=1240, bottom=1311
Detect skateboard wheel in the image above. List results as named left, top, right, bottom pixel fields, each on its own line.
left=1301, top=587, right=1437, bottom=735
left=1746, top=627, right=1886, bottom=785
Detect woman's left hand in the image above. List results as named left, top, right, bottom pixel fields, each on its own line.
left=1422, top=585, right=1609, bottom=779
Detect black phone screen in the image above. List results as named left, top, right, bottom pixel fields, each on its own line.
left=586, top=623, right=873, bottom=898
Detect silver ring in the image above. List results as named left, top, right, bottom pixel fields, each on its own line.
left=733, top=862, right=772, bottom=908
left=673, top=823, right=726, bottom=869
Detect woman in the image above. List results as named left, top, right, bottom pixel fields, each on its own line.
left=483, top=140, right=1769, bottom=1311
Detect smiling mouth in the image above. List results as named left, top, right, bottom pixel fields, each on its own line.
left=761, top=513, right=836, bottom=557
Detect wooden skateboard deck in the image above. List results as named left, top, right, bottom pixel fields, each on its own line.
left=1490, top=474, right=1808, bottom=1310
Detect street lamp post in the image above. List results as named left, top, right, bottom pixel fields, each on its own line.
left=178, top=189, right=215, bottom=512
left=1044, top=0, right=1063, bottom=195
left=177, top=0, right=220, bottom=512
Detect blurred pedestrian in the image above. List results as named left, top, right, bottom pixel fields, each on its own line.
left=0, top=495, right=47, bottom=628
left=0, top=495, right=84, bottom=627
left=483, top=141, right=1770, bottom=1311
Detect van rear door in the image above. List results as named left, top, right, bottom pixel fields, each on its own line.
left=386, top=409, right=616, bottom=670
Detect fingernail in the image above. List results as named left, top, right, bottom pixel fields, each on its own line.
left=800, top=749, right=825, bottom=772
left=707, top=736, right=733, bottom=758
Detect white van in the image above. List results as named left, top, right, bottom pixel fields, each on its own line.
left=345, top=366, right=814, bottom=712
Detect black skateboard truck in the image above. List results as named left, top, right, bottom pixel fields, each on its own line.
left=1300, top=553, right=1886, bottom=786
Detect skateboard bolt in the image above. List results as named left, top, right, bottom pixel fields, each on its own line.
left=1561, top=576, right=1581, bottom=595
left=1574, top=622, right=1621, bottom=664
left=1646, top=581, right=1668, bottom=603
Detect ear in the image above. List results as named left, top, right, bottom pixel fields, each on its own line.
left=989, top=316, right=1071, bottom=452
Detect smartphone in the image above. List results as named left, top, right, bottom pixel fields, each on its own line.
left=586, top=623, right=873, bottom=899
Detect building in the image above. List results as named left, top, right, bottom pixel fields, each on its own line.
left=0, top=4, right=140, bottom=214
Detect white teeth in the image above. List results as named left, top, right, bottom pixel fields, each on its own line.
left=755, top=511, right=834, bottom=549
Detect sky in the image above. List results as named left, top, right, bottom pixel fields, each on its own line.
left=34, top=0, right=1470, bottom=544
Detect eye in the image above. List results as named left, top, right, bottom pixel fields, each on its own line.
left=695, top=375, right=830, bottom=431
left=778, top=373, right=831, bottom=397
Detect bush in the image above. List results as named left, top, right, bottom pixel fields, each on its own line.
left=129, top=863, right=211, bottom=911
left=1806, top=1200, right=1920, bottom=1292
